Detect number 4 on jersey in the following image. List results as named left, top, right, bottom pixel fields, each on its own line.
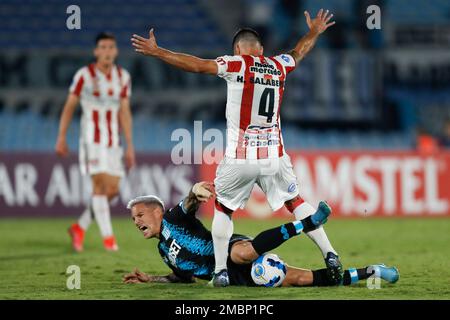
left=259, top=88, right=275, bottom=123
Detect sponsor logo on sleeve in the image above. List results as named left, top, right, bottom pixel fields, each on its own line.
left=288, top=182, right=297, bottom=193
left=281, top=54, right=290, bottom=63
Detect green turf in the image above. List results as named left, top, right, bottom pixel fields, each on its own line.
left=0, top=217, right=449, bottom=300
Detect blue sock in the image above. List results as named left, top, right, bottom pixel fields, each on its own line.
left=342, top=267, right=373, bottom=285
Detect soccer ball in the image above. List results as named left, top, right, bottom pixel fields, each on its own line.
left=251, top=253, right=287, bottom=287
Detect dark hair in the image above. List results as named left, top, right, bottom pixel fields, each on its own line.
left=232, top=27, right=262, bottom=49
left=95, top=32, right=116, bottom=45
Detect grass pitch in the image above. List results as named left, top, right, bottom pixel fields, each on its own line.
left=0, top=217, right=449, bottom=300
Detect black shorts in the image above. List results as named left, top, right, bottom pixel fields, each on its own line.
left=226, top=234, right=257, bottom=287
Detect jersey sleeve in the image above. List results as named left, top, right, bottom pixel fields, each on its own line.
left=69, top=68, right=85, bottom=96
left=272, top=53, right=296, bottom=75
left=164, top=200, right=202, bottom=230
left=165, top=201, right=193, bottom=222
left=120, top=70, right=132, bottom=98
left=215, top=55, right=243, bottom=80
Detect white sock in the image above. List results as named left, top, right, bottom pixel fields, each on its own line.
left=293, top=202, right=337, bottom=258
left=92, top=195, right=113, bottom=237
left=212, top=209, right=233, bottom=273
left=78, top=207, right=92, bottom=231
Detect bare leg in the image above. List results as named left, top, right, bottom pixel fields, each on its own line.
left=282, top=266, right=314, bottom=287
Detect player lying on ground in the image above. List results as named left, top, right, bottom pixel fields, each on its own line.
left=131, top=9, right=342, bottom=286
left=123, top=182, right=399, bottom=287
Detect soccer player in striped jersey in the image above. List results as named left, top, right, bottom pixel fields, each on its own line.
left=131, top=9, right=340, bottom=286
left=56, top=32, right=135, bottom=252
left=123, top=182, right=399, bottom=287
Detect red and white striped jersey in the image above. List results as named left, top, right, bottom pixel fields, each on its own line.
left=69, top=64, right=131, bottom=148
left=215, top=54, right=296, bottom=159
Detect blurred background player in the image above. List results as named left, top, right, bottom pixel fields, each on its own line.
left=131, top=9, right=340, bottom=286
left=55, top=32, right=135, bottom=252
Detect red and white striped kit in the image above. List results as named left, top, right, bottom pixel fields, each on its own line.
left=69, top=63, right=131, bottom=148
left=215, top=53, right=296, bottom=160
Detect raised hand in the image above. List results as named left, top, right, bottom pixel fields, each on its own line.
left=304, top=9, right=335, bottom=35
left=192, top=181, right=215, bottom=202
left=131, top=28, right=159, bottom=56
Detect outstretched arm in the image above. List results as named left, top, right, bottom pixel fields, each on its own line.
left=287, top=9, right=335, bottom=65
left=131, top=29, right=218, bottom=75
left=123, top=269, right=194, bottom=284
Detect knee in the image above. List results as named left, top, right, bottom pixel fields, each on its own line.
left=232, top=251, right=251, bottom=264
left=106, top=184, right=120, bottom=200
left=232, top=241, right=259, bottom=264
left=214, top=199, right=234, bottom=215
left=284, top=196, right=304, bottom=213
left=92, top=181, right=107, bottom=195
left=231, top=245, right=256, bottom=265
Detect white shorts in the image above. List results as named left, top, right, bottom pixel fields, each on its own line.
left=214, top=153, right=299, bottom=211
left=79, top=143, right=125, bottom=177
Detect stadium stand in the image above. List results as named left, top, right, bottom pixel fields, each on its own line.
left=1, top=0, right=449, bottom=151
left=0, top=0, right=228, bottom=52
